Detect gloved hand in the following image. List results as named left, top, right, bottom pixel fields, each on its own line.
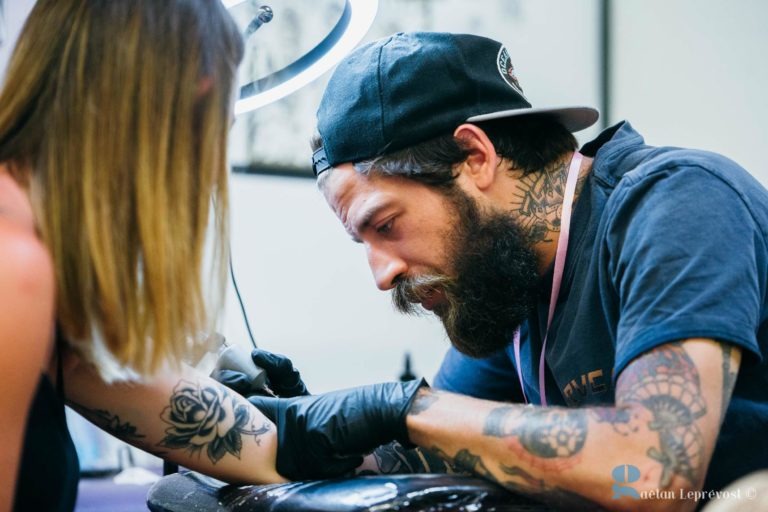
left=213, top=348, right=310, bottom=398
left=249, top=379, right=428, bottom=480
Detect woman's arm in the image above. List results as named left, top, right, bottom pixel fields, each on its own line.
left=0, top=226, right=56, bottom=512
left=63, top=350, right=286, bottom=485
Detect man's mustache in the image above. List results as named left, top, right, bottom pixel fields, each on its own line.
left=391, top=273, right=454, bottom=315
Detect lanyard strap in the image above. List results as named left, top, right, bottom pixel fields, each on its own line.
left=513, top=151, right=583, bottom=406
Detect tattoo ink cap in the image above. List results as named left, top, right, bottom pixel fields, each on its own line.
left=313, top=31, right=599, bottom=176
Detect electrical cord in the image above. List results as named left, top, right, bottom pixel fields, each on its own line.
left=229, top=251, right=259, bottom=349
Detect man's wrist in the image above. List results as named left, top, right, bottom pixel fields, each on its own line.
left=407, top=386, right=439, bottom=416
left=389, top=379, right=428, bottom=448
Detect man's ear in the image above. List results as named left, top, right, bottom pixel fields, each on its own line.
left=452, top=123, right=500, bottom=191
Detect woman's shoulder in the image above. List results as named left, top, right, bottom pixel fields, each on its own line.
left=0, top=220, right=53, bottom=294
left=0, top=221, right=56, bottom=378
left=0, top=164, right=51, bottom=291
left=0, top=222, right=55, bottom=359
left=0, top=166, right=57, bottom=379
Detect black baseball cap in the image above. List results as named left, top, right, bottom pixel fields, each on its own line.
left=312, top=31, right=598, bottom=176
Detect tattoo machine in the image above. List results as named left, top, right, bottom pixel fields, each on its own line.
left=198, top=333, right=276, bottom=397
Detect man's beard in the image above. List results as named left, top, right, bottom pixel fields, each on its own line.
left=392, top=188, right=541, bottom=358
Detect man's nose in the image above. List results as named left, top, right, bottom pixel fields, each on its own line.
left=367, top=245, right=407, bottom=291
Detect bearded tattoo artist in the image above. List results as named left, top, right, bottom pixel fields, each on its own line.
left=228, top=32, right=766, bottom=511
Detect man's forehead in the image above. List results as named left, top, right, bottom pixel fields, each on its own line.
left=319, top=166, right=381, bottom=241
left=321, top=164, right=366, bottom=207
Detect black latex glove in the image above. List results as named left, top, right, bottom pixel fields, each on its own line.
left=249, top=379, right=428, bottom=480
left=251, top=348, right=310, bottom=397
left=213, top=348, right=309, bottom=398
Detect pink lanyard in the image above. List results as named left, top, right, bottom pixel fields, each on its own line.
left=513, top=151, right=583, bottom=406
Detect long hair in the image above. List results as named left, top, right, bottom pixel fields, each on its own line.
left=0, top=0, right=244, bottom=377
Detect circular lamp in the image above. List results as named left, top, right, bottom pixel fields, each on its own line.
left=223, top=0, right=379, bottom=116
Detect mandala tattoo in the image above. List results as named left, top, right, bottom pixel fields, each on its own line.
left=159, top=380, right=271, bottom=464
left=616, top=343, right=706, bottom=487
left=484, top=405, right=587, bottom=467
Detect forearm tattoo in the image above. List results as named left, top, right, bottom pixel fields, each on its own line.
left=433, top=445, right=603, bottom=511
left=615, top=342, right=706, bottom=487
left=499, top=464, right=605, bottom=511
left=483, top=406, right=588, bottom=471
left=431, top=446, right=494, bottom=478
left=589, top=406, right=641, bottom=436
left=720, top=343, right=738, bottom=425
left=408, top=388, right=440, bottom=415
left=417, top=342, right=719, bottom=506
left=357, top=442, right=455, bottom=475
left=159, top=380, right=271, bottom=464
left=416, top=391, right=599, bottom=508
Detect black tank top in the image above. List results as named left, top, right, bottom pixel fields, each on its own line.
left=13, top=342, right=79, bottom=511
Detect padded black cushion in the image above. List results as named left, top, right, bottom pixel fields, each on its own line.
left=147, top=471, right=550, bottom=511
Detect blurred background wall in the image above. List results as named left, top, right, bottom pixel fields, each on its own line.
left=1, top=0, right=766, bottom=474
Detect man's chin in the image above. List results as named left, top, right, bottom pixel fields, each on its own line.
left=444, top=328, right=512, bottom=359
left=450, top=341, right=505, bottom=359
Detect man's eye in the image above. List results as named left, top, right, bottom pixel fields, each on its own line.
left=376, top=219, right=394, bottom=234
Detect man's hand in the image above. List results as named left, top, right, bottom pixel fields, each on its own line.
left=214, top=348, right=310, bottom=398
left=249, top=379, right=428, bottom=480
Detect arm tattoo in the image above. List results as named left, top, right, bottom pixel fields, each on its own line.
left=408, top=388, right=440, bottom=415
left=69, top=403, right=170, bottom=458
left=483, top=405, right=588, bottom=471
left=159, top=380, right=271, bottom=464
left=720, top=343, right=738, bottom=425
left=433, top=446, right=604, bottom=511
left=431, top=446, right=494, bottom=479
left=356, top=442, right=456, bottom=475
left=589, top=406, right=641, bottom=436
left=71, top=404, right=145, bottom=442
left=616, top=342, right=706, bottom=487
left=499, top=465, right=606, bottom=511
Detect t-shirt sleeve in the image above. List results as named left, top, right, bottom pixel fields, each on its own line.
left=603, top=164, right=765, bottom=379
left=433, top=346, right=524, bottom=402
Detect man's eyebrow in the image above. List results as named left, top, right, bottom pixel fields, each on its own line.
left=349, top=201, right=391, bottom=243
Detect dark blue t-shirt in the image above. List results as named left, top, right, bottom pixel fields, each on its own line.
left=434, top=121, right=768, bottom=491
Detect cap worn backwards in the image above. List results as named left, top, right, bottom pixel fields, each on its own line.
left=313, top=31, right=598, bottom=176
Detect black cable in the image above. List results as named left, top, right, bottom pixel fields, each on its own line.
left=229, top=251, right=258, bottom=349
left=599, top=0, right=612, bottom=128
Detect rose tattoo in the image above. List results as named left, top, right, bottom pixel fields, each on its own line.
left=160, top=380, right=271, bottom=464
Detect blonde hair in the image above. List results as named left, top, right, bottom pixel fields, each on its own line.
left=0, top=0, right=244, bottom=377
